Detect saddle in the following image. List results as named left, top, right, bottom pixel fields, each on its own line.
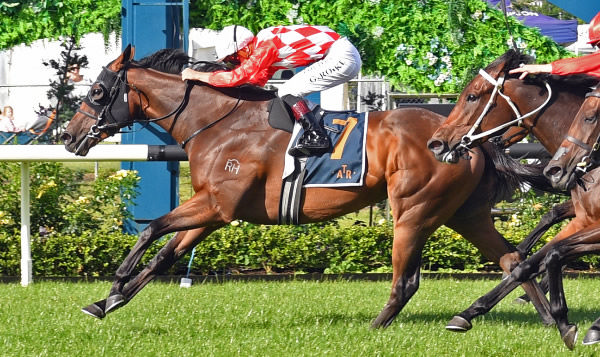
left=267, top=97, right=368, bottom=224
left=267, top=96, right=321, bottom=133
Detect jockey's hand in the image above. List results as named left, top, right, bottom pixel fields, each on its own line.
left=509, top=64, right=552, bottom=80
left=181, top=68, right=210, bottom=83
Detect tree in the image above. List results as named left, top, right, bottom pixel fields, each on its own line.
left=40, top=36, right=89, bottom=142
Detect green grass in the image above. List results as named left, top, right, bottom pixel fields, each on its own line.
left=2, top=278, right=600, bottom=356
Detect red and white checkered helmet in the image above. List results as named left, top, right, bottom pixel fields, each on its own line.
left=215, top=25, right=255, bottom=60
left=588, top=11, right=600, bottom=45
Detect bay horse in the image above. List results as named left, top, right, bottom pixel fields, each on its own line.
left=426, top=49, right=600, bottom=349
left=63, top=46, right=557, bottom=329
left=543, top=87, right=600, bottom=191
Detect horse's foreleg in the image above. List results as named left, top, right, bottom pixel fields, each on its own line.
left=446, top=253, right=546, bottom=332
left=82, top=190, right=223, bottom=319
left=540, top=228, right=600, bottom=348
left=512, top=200, right=573, bottom=303
left=372, top=225, right=425, bottom=329
left=516, top=199, right=574, bottom=255
left=120, top=227, right=218, bottom=302
left=448, top=212, right=553, bottom=327
left=544, top=248, right=577, bottom=350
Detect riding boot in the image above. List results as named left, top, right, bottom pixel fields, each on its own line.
left=287, top=98, right=330, bottom=157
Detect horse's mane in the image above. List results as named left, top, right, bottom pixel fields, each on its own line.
left=484, top=49, right=600, bottom=96
left=484, top=49, right=535, bottom=74
left=132, top=48, right=277, bottom=101
left=525, top=73, right=600, bottom=94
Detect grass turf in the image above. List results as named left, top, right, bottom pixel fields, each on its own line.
left=2, top=278, right=600, bottom=356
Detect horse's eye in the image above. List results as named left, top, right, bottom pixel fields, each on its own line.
left=91, top=88, right=104, bottom=101
left=585, top=115, right=598, bottom=124
left=466, top=94, right=478, bottom=102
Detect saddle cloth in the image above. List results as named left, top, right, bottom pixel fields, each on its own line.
left=283, top=110, right=368, bottom=187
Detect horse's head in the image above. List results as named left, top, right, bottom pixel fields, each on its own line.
left=63, top=45, right=136, bottom=156
left=544, top=88, right=600, bottom=191
left=427, top=50, right=543, bottom=163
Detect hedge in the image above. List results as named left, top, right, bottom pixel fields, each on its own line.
left=2, top=212, right=593, bottom=278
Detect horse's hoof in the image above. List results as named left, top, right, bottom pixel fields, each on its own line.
left=583, top=326, right=600, bottom=345
left=561, top=324, right=578, bottom=350
left=446, top=315, right=472, bottom=332
left=81, top=299, right=106, bottom=319
left=371, top=305, right=398, bottom=329
left=513, top=297, right=529, bottom=305
left=105, top=294, right=126, bottom=314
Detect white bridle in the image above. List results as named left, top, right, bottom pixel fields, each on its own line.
left=459, top=68, right=553, bottom=149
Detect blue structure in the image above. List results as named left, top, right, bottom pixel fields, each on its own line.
left=547, top=1, right=600, bottom=23
left=121, top=0, right=189, bottom=232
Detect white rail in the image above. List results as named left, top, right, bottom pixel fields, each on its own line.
left=3, top=144, right=183, bottom=286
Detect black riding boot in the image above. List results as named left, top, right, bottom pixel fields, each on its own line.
left=287, top=98, right=330, bottom=157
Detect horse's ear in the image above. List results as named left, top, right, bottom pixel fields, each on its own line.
left=123, top=44, right=135, bottom=62
left=111, top=44, right=136, bottom=70
left=127, top=45, right=135, bottom=61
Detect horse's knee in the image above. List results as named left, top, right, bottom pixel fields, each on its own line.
left=499, top=251, right=524, bottom=272
left=544, top=248, right=561, bottom=268
left=510, top=261, right=536, bottom=282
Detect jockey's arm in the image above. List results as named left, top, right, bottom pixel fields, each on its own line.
left=181, top=43, right=278, bottom=87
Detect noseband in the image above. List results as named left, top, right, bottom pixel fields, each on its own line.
left=458, top=68, right=552, bottom=151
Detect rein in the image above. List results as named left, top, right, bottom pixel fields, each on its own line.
left=180, top=96, right=242, bottom=148
left=459, top=68, right=552, bottom=150
left=78, top=61, right=245, bottom=152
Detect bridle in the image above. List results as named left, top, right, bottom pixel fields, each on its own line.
left=77, top=65, right=132, bottom=139
left=458, top=68, right=552, bottom=152
left=75, top=61, right=243, bottom=153
left=566, top=90, right=600, bottom=175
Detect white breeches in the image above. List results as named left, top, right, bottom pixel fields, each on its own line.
left=277, top=37, right=362, bottom=98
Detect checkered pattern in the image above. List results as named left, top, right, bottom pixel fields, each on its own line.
left=256, top=25, right=340, bottom=68
left=207, top=25, right=344, bottom=88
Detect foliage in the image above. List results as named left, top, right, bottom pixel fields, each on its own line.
left=0, top=162, right=139, bottom=237
left=1, top=1, right=572, bottom=94
left=40, top=36, right=89, bottom=140
left=0, top=0, right=120, bottom=49
left=189, top=0, right=572, bottom=93
left=0, top=186, right=584, bottom=277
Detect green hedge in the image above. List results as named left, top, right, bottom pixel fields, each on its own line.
left=1, top=211, right=590, bottom=277
left=0, top=161, right=591, bottom=277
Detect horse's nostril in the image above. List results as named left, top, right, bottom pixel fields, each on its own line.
left=544, top=165, right=562, bottom=179
left=427, top=138, right=445, bottom=154
left=61, top=132, right=72, bottom=144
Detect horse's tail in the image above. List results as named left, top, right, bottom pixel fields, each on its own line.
left=481, top=142, right=567, bottom=204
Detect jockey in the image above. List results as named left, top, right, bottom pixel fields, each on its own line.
left=181, top=24, right=362, bottom=157
left=510, top=11, right=600, bottom=79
